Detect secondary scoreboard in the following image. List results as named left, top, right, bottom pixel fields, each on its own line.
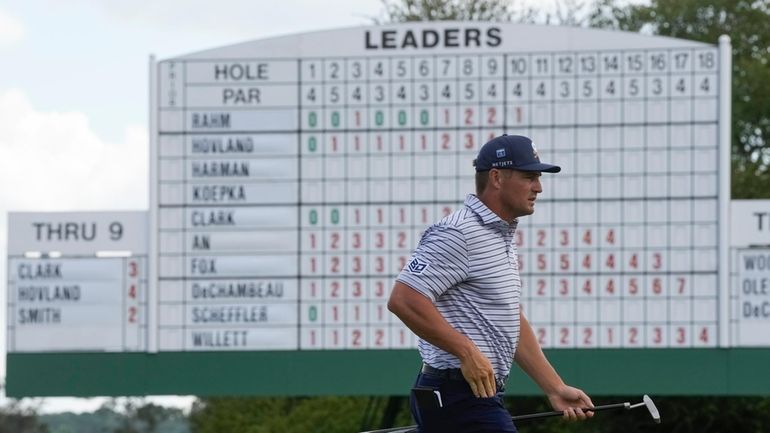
left=6, top=211, right=147, bottom=352
left=730, top=200, right=770, bottom=346
left=151, top=22, right=730, bottom=351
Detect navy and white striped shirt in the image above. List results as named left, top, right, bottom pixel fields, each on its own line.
left=397, top=194, right=522, bottom=380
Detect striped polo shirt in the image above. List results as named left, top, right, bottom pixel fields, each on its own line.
left=397, top=194, right=522, bottom=379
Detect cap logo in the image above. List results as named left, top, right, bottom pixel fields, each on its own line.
left=496, top=148, right=506, bottom=158
left=531, top=143, right=540, bottom=160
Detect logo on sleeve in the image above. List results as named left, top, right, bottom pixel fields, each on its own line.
left=407, top=257, right=429, bottom=274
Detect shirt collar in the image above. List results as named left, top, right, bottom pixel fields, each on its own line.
left=464, top=194, right=518, bottom=229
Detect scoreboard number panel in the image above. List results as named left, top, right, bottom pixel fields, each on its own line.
left=151, top=22, right=732, bottom=352
left=7, top=211, right=148, bottom=353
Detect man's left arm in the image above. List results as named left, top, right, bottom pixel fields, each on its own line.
left=513, top=310, right=595, bottom=421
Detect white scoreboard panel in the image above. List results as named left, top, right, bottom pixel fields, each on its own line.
left=730, top=200, right=770, bottom=346
left=6, top=212, right=148, bottom=352
left=151, top=23, right=731, bottom=351
left=731, top=249, right=770, bottom=346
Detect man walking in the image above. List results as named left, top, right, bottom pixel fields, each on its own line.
left=388, top=134, right=593, bottom=432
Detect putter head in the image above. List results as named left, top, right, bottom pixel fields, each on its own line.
left=643, top=395, right=661, bottom=424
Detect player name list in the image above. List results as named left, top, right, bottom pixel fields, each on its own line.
left=156, top=39, right=721, bottom=350
left=7, top=257, right=146, bottom=352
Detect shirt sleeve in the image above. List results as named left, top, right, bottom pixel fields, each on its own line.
left=396, top=224, right=469, bottom=302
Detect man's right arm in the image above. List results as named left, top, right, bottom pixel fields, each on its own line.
left=387, top=281, right=498, bottom=398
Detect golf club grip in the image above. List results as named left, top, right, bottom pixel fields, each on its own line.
left=511, top=402, right=629, bottom=422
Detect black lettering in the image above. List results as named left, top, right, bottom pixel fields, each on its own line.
left=214, top=63, right=269, bottom=81
left=192, top=185, right=246, bottom=202
left=382, top=30, right=397, bottom=49
left=191, top=306, right=269, bottom=323
left=365, top=30, right=377, bottom=49
left=444, top=28, right=460, bottom=47
left=486, top=27, right=502, bottom=47
left=191, top=137, right=254, bottom=154
left=19, top=307, right=61, bottom=324
left=81, top=223, right=96, bottom=241
left=465, top=28, right=481, bottom=47
left=755, top=212, right=768, bottom=231
left=363, top=27, right=501, bottom=50
left=222, top=88, right=261, bottom=105
left=192, top=113, right=231, bottom=129
left=18, top=263, right=62, bottom=280
left=18, top=284, right=81, bottom=302
left=35, top=222, right=100, bottom=241
left=191, top=258, right=217, bottom=275
left=256, top=63, right=268, bottom=79
left=33, top=222, right=45, bottom=240
left=422, top=30, right=439, bottom=48
left=743, top=254, right=770, bottom=271
left=214, top=64, right=228, bottom=80
left=192, top=330, right=248, bottom=347
left=743, top=301, right=770, bottom=318
left=191, top=161, right=250, bottom=177
left=742, top=277, right=769, bottom=295
left=401, top=30, right=418, bottom=48
left=191, top=280, right=284, bottom=299
left=191, top=210, right=235, bottom=227
left=65, top=223, right=78, bottom=240
left=192, top=235, right=210, bottom=250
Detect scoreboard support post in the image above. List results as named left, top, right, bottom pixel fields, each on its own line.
left=148, top=54, right=159, bottom=353
left=717, top=35, right=732, bottom=348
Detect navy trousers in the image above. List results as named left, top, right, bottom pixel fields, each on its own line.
left=409, top=371, right=517, bottom=433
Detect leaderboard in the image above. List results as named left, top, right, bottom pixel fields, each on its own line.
left=6, top=212, right=147, bottom=352
left=152, top=22, right=729, bottom=351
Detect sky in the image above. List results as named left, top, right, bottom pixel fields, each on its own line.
left=0, top=0, right=393, bottom=414
left=0, top=0, right=634, bottom=414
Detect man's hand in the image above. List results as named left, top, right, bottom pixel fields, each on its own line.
left=388, top=282, right=499, bottom=399
left=459, top=348, right=497, bottom=398
left=547, top=385, right=595, bottom=421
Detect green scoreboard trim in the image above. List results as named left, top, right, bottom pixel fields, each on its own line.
left=7, top=348, right=770, bottom=397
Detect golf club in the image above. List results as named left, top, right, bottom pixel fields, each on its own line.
left=359, top=395, right=660, bottom=433
left=359, top=428, right=417, bottom=433
left=512, top=394, right=661, bottom=423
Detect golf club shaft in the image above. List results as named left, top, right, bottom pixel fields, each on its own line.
left=363, top=401, right=637, bottom=431
left=359, top=427, right=417, bottom=433
left=511, top=402, right=629, bottom=421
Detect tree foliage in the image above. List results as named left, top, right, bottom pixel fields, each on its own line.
left=189, top=396, right=384, bottom=433
left=38, top=400, right=189, bottom=433
left=0, top=401, right=48, bottom=433
left=111, top=400, right=188, bottom=433
left=378, top=0, right=537, bottom=22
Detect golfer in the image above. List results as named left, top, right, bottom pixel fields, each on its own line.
left=388, top=134, right=594, bottom=432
